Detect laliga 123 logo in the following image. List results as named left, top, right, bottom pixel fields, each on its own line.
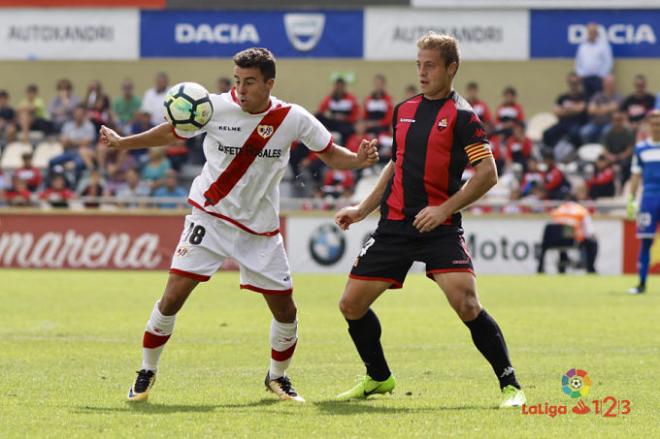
left=521, top=368, right=632, bottom=418
left=562, top=368, right=591, bottom=398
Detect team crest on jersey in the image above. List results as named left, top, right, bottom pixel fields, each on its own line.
left=257, top=124, right=274, bottom=139
left=437, top=118, right=448, bottom=130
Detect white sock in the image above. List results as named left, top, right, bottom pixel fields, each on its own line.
left=268, top=319, right=298, bottom=380
left=141, top=301, right=176, bottom=372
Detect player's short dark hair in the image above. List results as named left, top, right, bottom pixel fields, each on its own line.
left=416, top=32, right=460, bottom=69
left=233, top=47, right=276, bottom=81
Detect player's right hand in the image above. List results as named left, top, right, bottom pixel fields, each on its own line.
left=99, top=125, right=122, bottom=149
left=335, top=205, right=364, bottom=231
left=627, top=195, right=638, bottom=220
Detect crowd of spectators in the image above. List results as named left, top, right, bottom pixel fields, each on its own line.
left=0, top=72, right=189, bottom=209
left=0, top=36, right=658, bottom=212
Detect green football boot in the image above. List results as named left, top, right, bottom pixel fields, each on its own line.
left=499, top=385, right=526, bottom=408
left=336, top=375, right=396, bottom=401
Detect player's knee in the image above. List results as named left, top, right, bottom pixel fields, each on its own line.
left=272, top=301, right=297, bottom=323
left=452, top=290, right=481, bottom=321
left=338, top=297, right=364, bottom=319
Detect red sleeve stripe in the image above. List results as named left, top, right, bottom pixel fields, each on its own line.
left=317, top=137, right=334, bottom=154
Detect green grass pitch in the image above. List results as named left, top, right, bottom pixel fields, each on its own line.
left=1, top=270, right=658, bottom=438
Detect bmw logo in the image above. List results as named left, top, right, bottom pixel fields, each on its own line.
left=308, top=223, right=346, bottom=266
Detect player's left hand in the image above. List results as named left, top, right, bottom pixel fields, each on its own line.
left=413, top=205, right=451, bottom=233
left=357, top=139, right=379, bottom=167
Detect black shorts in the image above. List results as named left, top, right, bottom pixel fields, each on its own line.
left=349, top=229, right=474, bottom=289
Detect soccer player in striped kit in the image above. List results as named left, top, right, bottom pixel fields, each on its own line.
left=334, top=33, right=526, bottom=408
left=100, top=48, right=378, bottom=403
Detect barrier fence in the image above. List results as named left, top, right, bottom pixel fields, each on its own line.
left=0, top=209, right=647, bottom=275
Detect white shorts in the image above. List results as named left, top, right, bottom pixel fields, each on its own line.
left=170, top=209, right=292, bottom=294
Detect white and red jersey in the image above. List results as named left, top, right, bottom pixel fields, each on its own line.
left=174, top=89, right=332, bottom=236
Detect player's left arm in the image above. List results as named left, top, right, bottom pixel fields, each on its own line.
left=413, top=156, right=497, bottom=233
left=317, top=140, right=378, bottom=170
left=298, top=104, right=378, bottom=169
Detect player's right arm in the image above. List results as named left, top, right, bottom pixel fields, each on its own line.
left=335, top=160, right=395, bottom=230
left=99, top=122, right=177, bottom=151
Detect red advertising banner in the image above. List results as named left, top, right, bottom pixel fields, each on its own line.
left=0, top=212, right=182, bottom=270
left=0, top=0, right=164, bottom=7
left=623, top=219, right=660, bottom=274
left=0, top=211, right=286, bottom=272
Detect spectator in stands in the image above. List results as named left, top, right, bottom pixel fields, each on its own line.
left=0, top=90, right=17, bottom=143
left=465, top=81, right=494, bottom=134
left=39, top=173, right=74, bottom=208
left=78, top=168, right=106, bottom=208
left=141, top=71, right=169, bottom=126
left=116, top=167, right=150, bottom=208
left=543, top=72, right=587, bottom=150
left=216, top=77, right=232, bottom=94
left=113, top=79, right=142, bottom=135
left=363, top=74, right=393, bottom=136
left=541, top=148, right=572, bottom=200
left=48, top=79, right=79, bottom=134
left=602, top=110, right=635, bottom=183
left=403, top=84, right=418, bottom=100
left=520, top=157, right=544, bottom=197
left=165, top=138, right=189, bottom=172
left=124, top=110, right=152, bottom=165
left=49, top=104, right=96, bottom=179
left=620, top=74, right=656, bottom=131
left=0, top=170, right=6, bottom=206
left=17, top=84, right=51, bottom=142
left=580, top=74, right=621, bottom=143
left=152, top=169, right=186, bottom=209
left=15, top=152, right=42, bottom=192
left=84, top=80, right=114, bottom=132
left=495, top=86, right=525, bottom=137
left=141, top=147, right=171, bottom=191
left=6, top=174, right=34, bottom=207
left=575, top=23, right=613, bottom=101
left=505, top=120, right=533, bottom=172
left=321, top=169, right=354, bottom=202
left=586, top=154, right=616, bottom=199
left=316, top=77, right=360, bottom=143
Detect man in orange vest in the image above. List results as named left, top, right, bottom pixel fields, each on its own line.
left=537, top=195, right=598, bottom=273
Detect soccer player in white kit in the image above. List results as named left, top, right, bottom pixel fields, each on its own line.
left=99, top=48, right=379, bottom=403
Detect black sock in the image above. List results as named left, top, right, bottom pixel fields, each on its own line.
left=464, top=309, right=520, bottom=390
left=346, top=309, right=391, bottom=381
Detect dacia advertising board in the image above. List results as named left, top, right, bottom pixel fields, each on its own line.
left=140, top=10, right=363, bottom=58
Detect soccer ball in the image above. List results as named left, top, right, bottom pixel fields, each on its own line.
left=163, top=82, right=213, bottom=131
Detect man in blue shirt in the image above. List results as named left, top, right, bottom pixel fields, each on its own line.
left=152, top=169, right=187, bottom=209
left=627, top=110, right=660, bottom=294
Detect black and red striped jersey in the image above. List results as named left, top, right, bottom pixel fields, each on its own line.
left=379, top=91, right=492, bottom=236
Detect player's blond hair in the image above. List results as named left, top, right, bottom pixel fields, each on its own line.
left=416, top=32, right=460, bottom=69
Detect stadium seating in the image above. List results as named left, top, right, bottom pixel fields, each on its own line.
left=577, top=143, right=605, bottom=162
left=33, top=141, right=64, bottom=168
left=526, top=112, right=557, bottom=143
left=0, top=142, right=32, bottom=170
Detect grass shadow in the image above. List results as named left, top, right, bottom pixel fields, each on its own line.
left=72, top=398, right=282, bottom=415
left=314, top=400, right=494, bottom=415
